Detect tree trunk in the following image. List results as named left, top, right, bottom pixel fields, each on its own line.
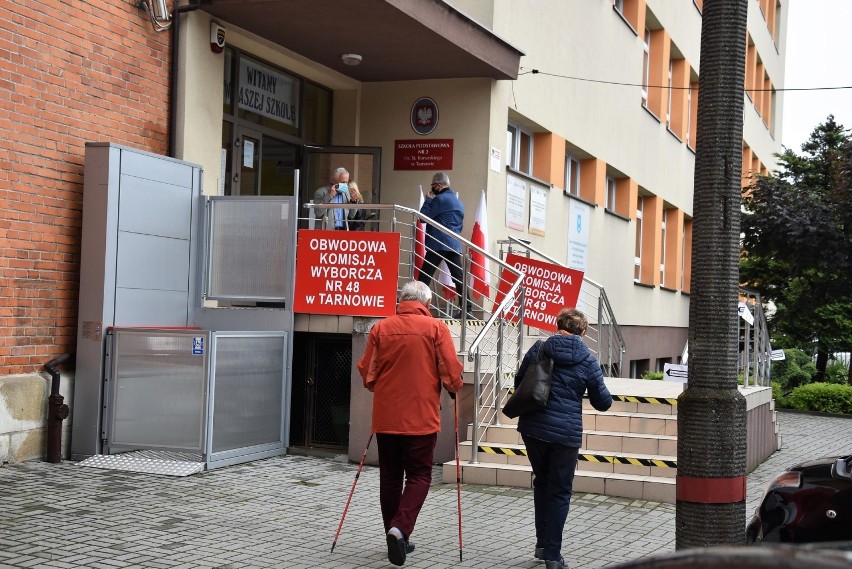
left=815, top=349, right=828, bottom=382
left=676, top=0, right=749, bottom=549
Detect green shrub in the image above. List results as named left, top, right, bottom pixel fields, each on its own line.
left=770, top=381, right=787, bottom=408
left=642, top=371, right=664, bottom=381
left=784, top=383, right=852, bottom=414
left=771, top=349, right=817, bottom=391
left=824, top=360, right=850, bottom=385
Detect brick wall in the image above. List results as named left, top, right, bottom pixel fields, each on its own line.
left=0, top=0, right=170, bottom=374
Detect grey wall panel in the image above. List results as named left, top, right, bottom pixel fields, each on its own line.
left=114, top=288, right=190, bottom=327
left=118, top=174, right=194, bottom=239
left=116, top=232, right=190, bottom=291
left=74, top=143, right=203, bottom=459
left=119, top=147, right=196, bottom=188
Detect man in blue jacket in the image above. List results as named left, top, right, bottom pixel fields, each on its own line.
left=417, top=172, right=473, bottom=319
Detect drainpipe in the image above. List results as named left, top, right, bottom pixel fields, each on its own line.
left=45, top=353, right=71, bottom=463
left=168, top=1, right=203, bottom=158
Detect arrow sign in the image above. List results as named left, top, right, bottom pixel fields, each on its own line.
left=663, top=363, right=689, bottom=383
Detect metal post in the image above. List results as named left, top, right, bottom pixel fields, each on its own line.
left=470, top=353, right=481, bottom=464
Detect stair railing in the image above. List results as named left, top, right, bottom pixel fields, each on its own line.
left=498, top=237, right=627, bottom=377
left=303, top=202, right=526, bottom=463
left=738, top=287, right=773, bottom=387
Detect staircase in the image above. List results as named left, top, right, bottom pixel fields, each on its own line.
left=443, top=372, right=682, bottom=504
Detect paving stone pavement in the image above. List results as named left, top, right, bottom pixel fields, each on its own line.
left=1, top=411, right=849, bottom=569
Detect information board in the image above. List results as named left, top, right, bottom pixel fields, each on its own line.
left=495, top=254, right=584, bottom=332
left=294, top=230, right=400, bottom=317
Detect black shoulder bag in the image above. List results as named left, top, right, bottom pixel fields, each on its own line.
left=502, top=340, right=553, bottom=419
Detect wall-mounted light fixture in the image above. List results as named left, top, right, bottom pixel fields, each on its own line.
left=341, top=53, right=363, bottom=66
left=138, top=0, right=172, bottom=32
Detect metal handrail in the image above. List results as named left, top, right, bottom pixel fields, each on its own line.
left=499, top=236, right=627, bottom=376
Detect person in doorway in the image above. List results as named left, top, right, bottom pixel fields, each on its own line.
left=313, top=167, right=351, bottom=229
left=417, top=172, right=473, bottom=320
left=515, top=308, right=612, bottom=569
left=346, top=181, right=367, bottom=231
left=357, top=280, right=463, bottom=566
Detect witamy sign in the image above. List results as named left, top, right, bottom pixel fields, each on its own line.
left=495, top=254, right=584, bottom=332
left=293, top=231, right=400, bottom=317
left=238, top=58, right=298, bottom=126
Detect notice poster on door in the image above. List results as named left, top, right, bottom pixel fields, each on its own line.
left=294, top=230, right=400, bottom=317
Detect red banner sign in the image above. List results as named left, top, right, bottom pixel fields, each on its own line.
left=495, top=254, right=585, bottom=332
left=393, top=139, right=453, bottom=170
left=294, top=230, right=400, bottom=317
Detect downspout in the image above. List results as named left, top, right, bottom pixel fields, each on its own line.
left=168, top=1, right=203, bottom=158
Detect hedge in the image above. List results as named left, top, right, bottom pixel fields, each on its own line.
left=784, top=383, right=852, bottom=415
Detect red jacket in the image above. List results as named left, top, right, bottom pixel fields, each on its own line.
left=358, top=300, right=463, bottom=435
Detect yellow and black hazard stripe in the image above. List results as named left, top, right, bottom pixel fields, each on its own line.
left=579, top=453, right=677, bottom=468
left=478, top=445, right=528, bottom=457
left=612, top=394, right=679, bottom=407
left=476, top=445, right=677, bottom=468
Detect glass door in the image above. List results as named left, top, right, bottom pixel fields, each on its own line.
left=231, top=126, right=300, bottom=197
left=301, top=146, right=382, bottom=228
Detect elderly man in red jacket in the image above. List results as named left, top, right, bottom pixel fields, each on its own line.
left=358, top=280, right=463, bottom=566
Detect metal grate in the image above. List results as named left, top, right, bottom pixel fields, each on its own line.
left=78, top=450, right=205, bottom=477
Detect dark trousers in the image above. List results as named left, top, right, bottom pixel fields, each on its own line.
left=376, top=432, right=437, bottom=539
left=417, top=249, right=472, bottom=313
left=521, top=433, right=579, bottom=562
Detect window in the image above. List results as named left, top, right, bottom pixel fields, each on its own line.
left=642, top=29, right=651, bottom=105
left=681, top=225, right=687, bottom=290
left=630, top=358, right=650, bottom=379
left=666, top=60, right=673, bottom=127
left=660, top=208, right=667, bottom=283
left=565, top=154, right=580, bottom=196
left=634, top=196, right=644, bottom=280
left=507, top=122, right=533, bottom=174
left=605, top=177, right=617, bottom=211
left=686, top=83, right=692, bottom=144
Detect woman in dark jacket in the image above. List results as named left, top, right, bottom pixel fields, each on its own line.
left=514, top=308, right=612, bottom=569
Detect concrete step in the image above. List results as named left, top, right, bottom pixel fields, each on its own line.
left=583, top=410, right=678, bottom=436
left=442, top=461, right=676, bottom=504
left=466, top=424, right=677, bottom=457
left=459, top=441, right=677, bottom=478
left=585, top=396, right=678, bottom=416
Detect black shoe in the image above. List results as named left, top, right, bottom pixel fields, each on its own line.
left=535, top=547, right=544, bottom=559
left=544, top=557, right=566, bottom=569
left=386, top=528, right=406, bottom=566
left=452, top=309, right=463, bottom=320
left=406, top=541, right=415, bottom=554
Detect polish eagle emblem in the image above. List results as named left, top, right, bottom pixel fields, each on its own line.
left=417, top=106, right=433, bottom=126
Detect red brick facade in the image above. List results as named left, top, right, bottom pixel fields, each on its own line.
left=0, top=1, right=170, bottom=374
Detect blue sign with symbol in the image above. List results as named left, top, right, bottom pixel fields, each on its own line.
left=192, top=336, right=204, bottom=355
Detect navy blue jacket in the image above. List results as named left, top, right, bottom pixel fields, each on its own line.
left=515, top=334, right=612, bottom=448
left=420, top=187, right=464, bottom=253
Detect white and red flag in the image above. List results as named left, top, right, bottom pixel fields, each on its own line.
left=413, top=186, right=426, bottom=280
left=469, top=190, right=490, bottom=299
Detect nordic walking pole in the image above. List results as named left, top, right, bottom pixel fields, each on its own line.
left=454, top=396, right=463, bottom=562
left=331, top=432, right=374, bottom=553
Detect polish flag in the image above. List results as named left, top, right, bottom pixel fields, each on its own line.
left=469, top=190, right=490, bottom=299
left=437, top=260, right=457, bottom=299
left=413, top=186, right=426, bottom=280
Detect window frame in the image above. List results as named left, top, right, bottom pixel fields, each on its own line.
left=507, top=122, right=533, bottom=174
left=634, top=196, right=644, bottom=281
left=605, top=176, right=617, bottom=211
left=564, top=154, right=581, bottom=197
left=642, top=29, right=651, bottom=105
